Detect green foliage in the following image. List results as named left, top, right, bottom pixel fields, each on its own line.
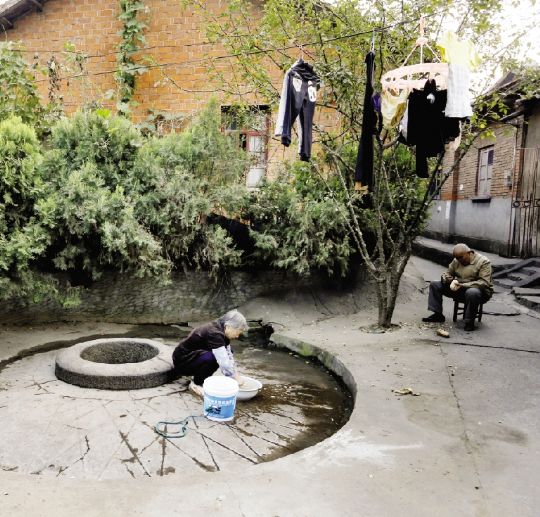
left=38, top=111, right=170, bottom=282
left=0, top=44, right=42, bottom=125
left=245, top=162, right=352, bottom=277
left=42, top=161, right=166, bottom=278
left=130, top=99, right=249, bottom=274
left=0, top=43, right=60, bottom=138
left=0, top=116, right=42, bottom=223
left=46, top=110, right=142, bottom=187
left=0, top=116, right=57, bottom=301
left=0, top=94, right=365, bottom=305
left=172, top=99, right=252, bottom=186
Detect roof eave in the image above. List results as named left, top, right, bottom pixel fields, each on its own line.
left=0, top=0, right=47, bottom=30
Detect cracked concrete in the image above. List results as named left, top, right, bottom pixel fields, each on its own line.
left=0, top=256, right=539, bottom=516
left=0, top=331, right=350, bottom=481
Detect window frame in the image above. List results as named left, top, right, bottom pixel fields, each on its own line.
left=221, top=105, right=271, bottom=188
left=477, top=145, right=494, bottom=197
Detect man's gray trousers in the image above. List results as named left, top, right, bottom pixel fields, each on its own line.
left=428, top=281, right=491, bottom=322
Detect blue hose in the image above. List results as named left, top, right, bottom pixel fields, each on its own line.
left=154, top=415, right=200, bottom=438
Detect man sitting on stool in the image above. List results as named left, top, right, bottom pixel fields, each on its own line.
left=422, top=243, right=493, bottom=331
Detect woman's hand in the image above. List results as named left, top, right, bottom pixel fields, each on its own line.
left=234, top=373, right=245, bottom=387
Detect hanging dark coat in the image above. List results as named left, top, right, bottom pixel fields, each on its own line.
left=354, top=51, right=376, bottom=189
left=405, top=79, right=460, bottom=178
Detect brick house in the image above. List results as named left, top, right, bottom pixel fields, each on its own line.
left=0, top=0, right=317, bottom=186
left=426, top=72, right=540, bottom=258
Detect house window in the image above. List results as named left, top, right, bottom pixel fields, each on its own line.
left=221, top=105, right=270, bottom=188
left=477, top=146, right=494, bottom=196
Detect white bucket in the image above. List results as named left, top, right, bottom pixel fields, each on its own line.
left=203, top=376, right=239, bottom=422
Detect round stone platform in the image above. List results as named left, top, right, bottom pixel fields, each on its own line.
left=55, top=338, right=174, bottom=390
left=0, top=334, right=351, bottom=480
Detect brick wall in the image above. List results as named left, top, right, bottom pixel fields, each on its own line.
left=11, top=0, right=120, bottom=112
left=9, top=0, right=254, bottom=116
left=5, top=0, right=336, bottom=179
left=440, top=119, right=523, bottom=201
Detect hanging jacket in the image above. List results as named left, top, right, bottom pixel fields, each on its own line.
left=275, top=60, right=301, bottom=137
left=275, top=59, right=320, bottom=161
left=354, top=51, right=376, bottom=189
left=403, top=79, right=460, bottom=177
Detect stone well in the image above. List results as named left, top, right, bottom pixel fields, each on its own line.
left=55, top=338, right=174, bottom=390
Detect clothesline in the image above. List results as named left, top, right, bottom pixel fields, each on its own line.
left=32, top=10, right=448, bottom=84
left=353, top=29, right=479, bottom=189
left=11, top=10, right=446, bottom=59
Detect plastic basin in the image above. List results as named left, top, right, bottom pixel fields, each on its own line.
left=237, top=376, right=263, bottom=401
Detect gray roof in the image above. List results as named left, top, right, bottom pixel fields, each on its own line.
left=0, top=0, right=47, bottom=30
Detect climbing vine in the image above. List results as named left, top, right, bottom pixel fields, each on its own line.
left=0, top=43, right=43, bottom=127
left=115, top=0, right=148, bottom=116
left=46, top=55, right=65, bottom=121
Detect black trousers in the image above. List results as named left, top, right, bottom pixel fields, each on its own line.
left=172, top=350, right=218, bottom=386
left=428, top=281, right=491, bottom=322
left=354, top=51, right=376, bottom=187
left=281, top=74, right=317, bottom=161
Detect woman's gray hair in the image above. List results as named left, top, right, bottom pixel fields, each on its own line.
left=219, top=309, right=248, bottom=332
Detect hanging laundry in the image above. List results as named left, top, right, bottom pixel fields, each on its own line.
left=354, top=51, right=376, bottom=191
left=403, top=79, right=460, bottom=178
left=275, top=59, right=320, bottom=161
left=372, top=92, right=383, bottom=135
left=275, top=59, right=300, bottom=138
left=381, top=88, right=408, bottom=129
left=438, top=31, right=481, bottom=119
left=399, top=98, right=410, bottom=142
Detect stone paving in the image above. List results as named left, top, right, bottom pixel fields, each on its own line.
left=0, top=338, right=350, bottom=480
left=0, top=256, right=539, bottom=516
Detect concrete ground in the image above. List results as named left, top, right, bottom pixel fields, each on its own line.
left=0, top=335, right=348, bottom=479
left=0, top=255, right=539, bottom=516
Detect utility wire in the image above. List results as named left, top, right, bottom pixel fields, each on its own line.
left=27, top=10, right=444, bottom=84
left=11, top=10, right=441, bottom=59
left=3, top=41, right=218, bottom=58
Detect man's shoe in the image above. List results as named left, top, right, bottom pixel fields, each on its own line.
left=189, top=381, right=204, bottom=398
left=464, top=322, right=476, bottom=332
left=422, top=312, right=445, bottom=323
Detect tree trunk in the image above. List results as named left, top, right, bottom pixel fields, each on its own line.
left=376, top=279, right=388, bottom=326
left=376, top=250, right=412, bottom=327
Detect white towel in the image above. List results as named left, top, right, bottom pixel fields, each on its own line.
left=445, top=64, right=473, bottom=118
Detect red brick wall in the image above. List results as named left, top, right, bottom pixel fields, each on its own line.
left=9, top=0, right=120, bottom=111
left=5, top=0, right=336, bottom=176
left=440, top=119, right=524, bottom=201
left=8, top=0, right=254, bottom=116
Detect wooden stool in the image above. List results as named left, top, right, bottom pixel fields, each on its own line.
left=453, top=300, right=483, bottom=322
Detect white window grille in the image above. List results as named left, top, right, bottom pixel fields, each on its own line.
left=221, top=106, right=270, bottom=189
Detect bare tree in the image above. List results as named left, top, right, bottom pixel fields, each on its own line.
left=183, top=0, right=533, bottom=326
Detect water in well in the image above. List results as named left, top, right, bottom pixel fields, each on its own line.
left=0, top=325, right=353, bottom=480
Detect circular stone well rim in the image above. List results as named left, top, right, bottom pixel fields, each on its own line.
left=80, top=341, right=159, bottom=364
left=55, top=338, right=174, bottom=390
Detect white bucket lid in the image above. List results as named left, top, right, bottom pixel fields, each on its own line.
left=203, top=376, right=239, bottom=397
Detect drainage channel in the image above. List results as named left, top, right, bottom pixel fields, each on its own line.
left=0, top=324, right=353, bottom=479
